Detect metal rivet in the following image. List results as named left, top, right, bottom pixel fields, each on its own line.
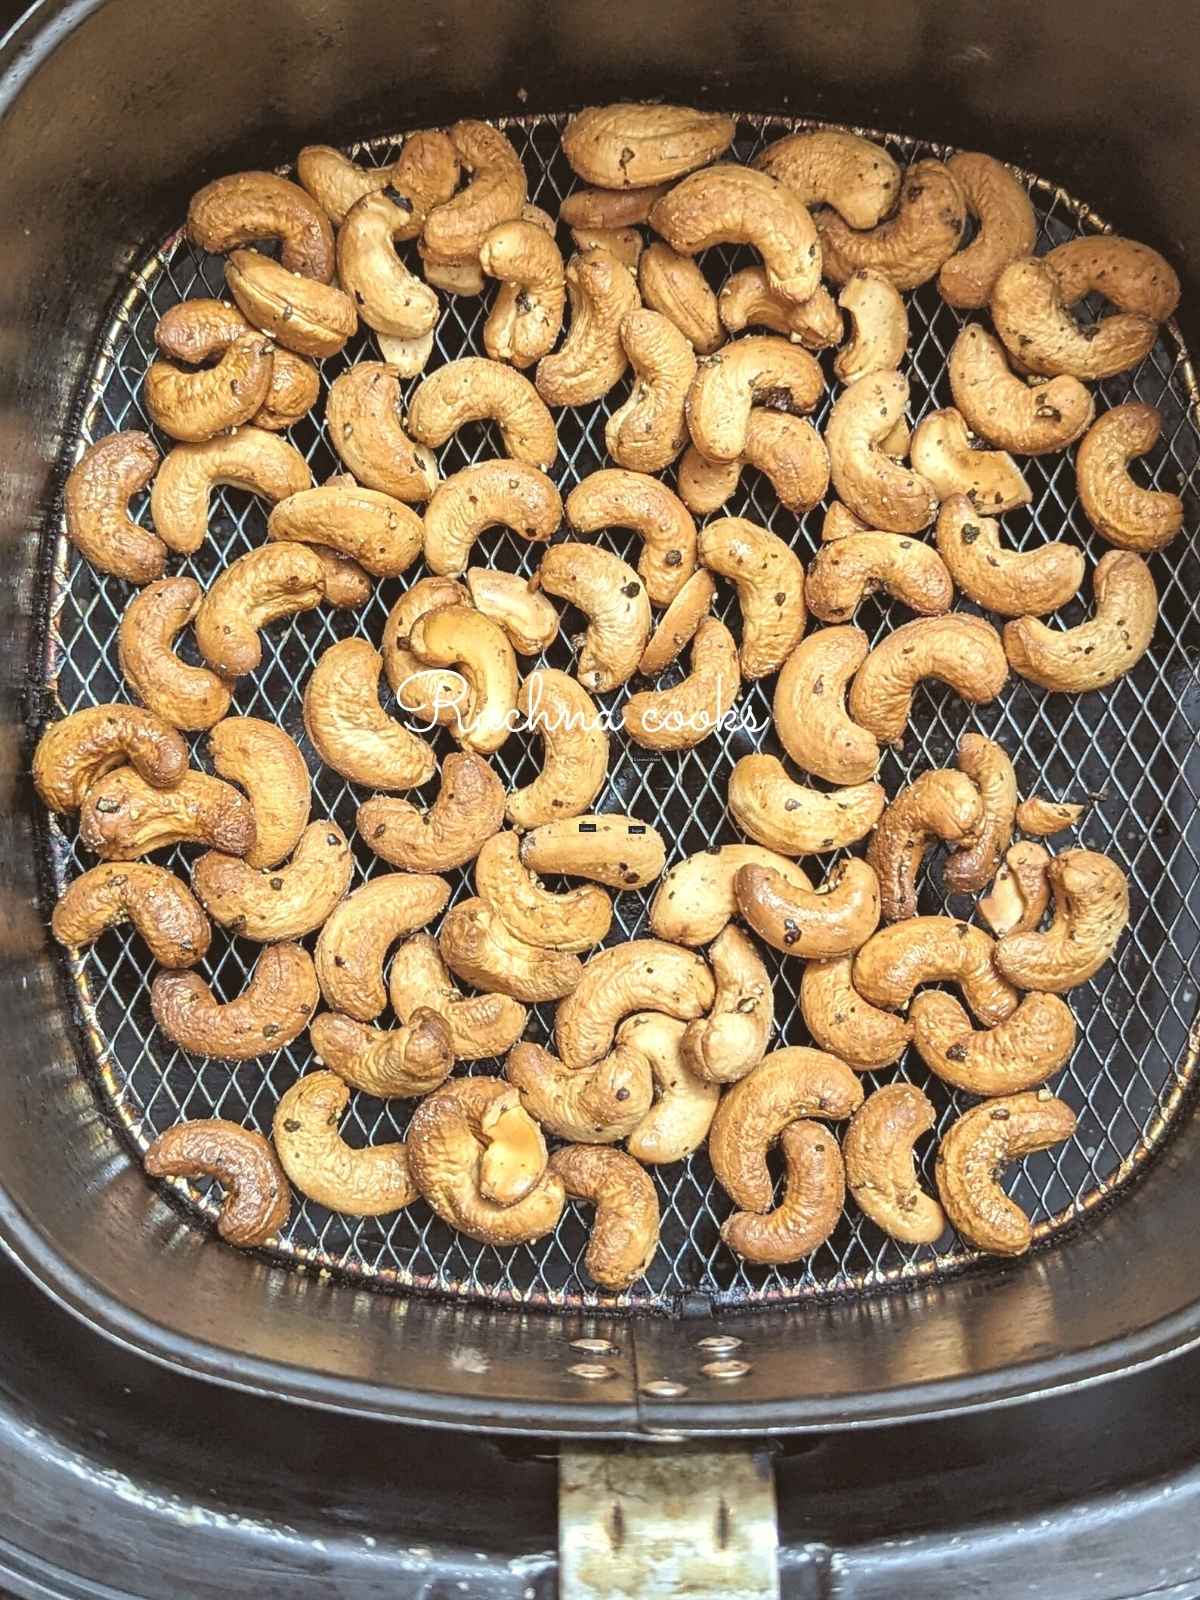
left=641, top=1379, right=688, bottom=1398
left=567, top=1362, right=614, bottom=1381
left=570, top=1337, right=617, bottom=1354
left=701, top=1359, right=751, bottom=1380
left=696, top=1335, right=743, bottom=1352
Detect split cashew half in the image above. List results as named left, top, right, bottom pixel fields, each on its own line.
left=844, top=1084, right=945, bottom=1244
left=648, top=844, right=812, bottom=947
left=274, top=1071, right=418, bottom=1217
left=735, top=858, right=882, bottom=959
left=1075, top=403, right=1183, bottom=553
left=551, top=1145, right=661, bottom=1291
left=934, top=494, right=1083, bottom=617
left=504, top=668, right=609, bottom=829
left=314, top=872, right=450, bottom=1021
left=995, top=848, right=1129, bottom=993
left=1016, top=798, right=1086, bottom=838
left=773, top=625, right=878, bottom=785
left=52, top=861, right=211, bottom=968
left=480, top=218, right=567, bottom=368
left=853, top=916, right=1018, bottom=1025
left=912, top=990, right=1076, bottom=1096
left=407, top=603, right=520, bottom=755
left=825, top=371, right=938, bottom=533
left=948, top=325, right=1094, bottom=456
left=303, top=638, right=436, bottom=791
left=640, top=570, right=716, bottom=675
left=833, top=269, right=909, bottom=384
left=867, top=769, right=985, bottom=922
left=979, top=841, right=1052, bottom=938
left=910, top=408, right=1031, bottom=516
left=728, top=752, right=885, bottom=855
left=697, top=516, right=807, bottom=679
left=717, top=266, right=843, bottom=350
left=118, top=578, right=233, bottom=731
left=1003, top=551, right=1156, bottom=693
left=358, top=751, right=505, bottom=871
left=535, top=542, right=651, bottom=693
left=555, top=940, right=715, bottom=1069
left=566, top=468, right=698, bottom=606
left=849, top=615, right=1008, bottom=745
left=465, top=569, right=560, bottom=655
left=145, top=1120, right=289, bottom=1248
left=151, top=941, right=318, bottom=1059
left=560, top=184, right=673, bottom=229
left=935, top=1092, right=1076, bottom=1256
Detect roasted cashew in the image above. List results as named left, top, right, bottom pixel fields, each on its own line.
left=979, top=842, right=1052, bottom=937
left=640, top=570, right=716, bottom=675
left=254, top=346, right=321, bottom=430
left=375, top=328, right=436, bottom=380
left=555, top=940, right=715, bottom=1069
left=465, top=569, right=559, bottom=655
left=648, top=844, right=812, bottom=947
left=145, top=1120, right=290, bottom=1247
left=474, top=831, right=612, bottom=953
left=225, top=248, right=356, bottom=357
left=938, top=152, right=1037, bottom=309
left=845, top=1084, right=944, bottom=1244
left=118, top=579, right=230, bottom=732
left=651, top=164, right=821, bottom=305
left=192, top=821, right=353, bottom=943
left=33, top=703, right=187, bottom=813
left=948, top=325, right=1094, bottom=455
left=605, top=309, right=696, bottom=472
left=563, top=103, right=735, bottom=188
left=64, top=432, right=164, bottom=583
left=772, top=624, right=877, bottom=785
left=408, top=357, right=557, bottom=472
left=912, top=990, right=1076, bottom=1096
left=622, top=617, right=740, bottom=750
left=325, top=363, right=439, bottom=503
left=52, top=861, right=210, bottom=968
left=1017, top=798, right=1086, bottom=838
left=207, top=716, right=308, bottom=871
left=314, top=872, right=450, bottom=1021
left=935, top=1091, right=1076, bottom=1256
left=709, top=1046, right=862, bottom=1211
left=388, top=931, right=527, bottom=1061
left=681, top=924, right=772, bottom=1085
left=480, top=218, right=567, bottom=368
left=717, top=266, right=842, bottom=350
left=418, top=241, right=486, bottom=297
left=519, top=813, right=666, bottom=890
left=678, top=411, right=829, bottom=515
left=1003, top=551, right=1156, bottom=693
left=268, top=479, right=423, bottom=578
left=439, top=897, right=582, bottom=1002
left=571, top=219, right=643, bottom=272
left=382, top=575, right=471, bottom=727
left=686, top=334, right=823, bottom=463
left=943, top=732, right=1018, bottom=896
left=357, top=751, right=505, bottom=871
left=697, top=516, right=806, bottom=679
left=304, top=637, right=437, bottom=790
left=1045, top=234, right=1180, bottom=321
left=637, top=242, right=724, bottom=355
left=151, top=426, right=312, bottom=556
left=309, top=1008, right=454, bottom=1100
left=507, top=1040, right=653, bottom=1144
left=423, top=460, right=562, bottom=577
left=867, top=770, right=985, bottom=922
left=551, top=1145, right=660, bottom=1291
left=991, top=255, right=1157, bottom=380
left=151, top=941, right=317, bottom=1059
left=833, top=269, right=908, bottom=384
left=535, top=542, right=651, bottom=692
left=825, top=371, right=938, bottom=533
left=910, top=408, right=1031, bottom=515
left=79, top=767, right=255, bottom=861
left=194, top=542, right=325, bottom=679
left=800, top=954, right=911, bottom=1070
left=505, top=668, right=609, bottom=828
left=722, top=1121, right=845, bottom=1264
left=735, top=858, right=882, bottom=959
left=535, top=247, right=642, bottom=408
left=188, top=170, right=335, bottom=280
left=566, top=468, right=697, bottom=606
left=852, top=916, right=1018, bottom=1025
left=153, top=299, right=323, bottom=432
left=822, top=502, right=870, bottom=540
left=274, top=1071, right=418, bottom=1217
left=422, top=120, right=527, bottom=264
left=849, top=615, right=1008, bottom=745
left=805, top=530, right=954, bottom=623
left=754, top=128, right=901, bottom=229
left=561, top=184, right=673, bottom=228
left=408, top=603, right=519, bottom=755
left=295, top=145, right=392, bottom=226
left=338, top=191, right=440, bottom=338
left=817, top=158, right=966, bottom=289
left=1076, top=403, right=1183, bottom=553
left=996, top=848, right=1129, bottom=993
left=144, top=330, right=273, bottom=443
left=622, top=1013, right=720, bottom=1163
left=728, top=752, right=885, bottom=855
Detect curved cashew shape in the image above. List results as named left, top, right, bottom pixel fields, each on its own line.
left=833, top=269, right=909, bottom=384
left=423, top=460, right=562, bottom=577
left=560, top=184, right=673, bottom=228
left=735, top=858, right=882, bottom=959
left=555, top=940, right=715, bottom=1069
left=948, top=325, right=1094, bottom=456
left=622, top=1013, right=720, bottom=1163
left=1017, top=798, right=1086, bottom=838
left=422, top=120, right=527, bottom=264
left=622, top=617, right=740, bottom=750
left=475, top=831, right=611, bottom=953
left=118, top=578, right=232, bottom=731
left=910, top=407, right=1031, bottom=515
left=638, top=574, right=713, bottom=678
left=144, top=330, right=273, bottom=443
left=718, top=265, right=842, bottom=349
left=1003, top=551, right=1156, bottom=693
left=267, top=480, right=423, bottom=578
left=912, top=990, right=1076, bottom=1096
left=439, top=898, right=583, bottom=1003
left=519, top=813, right=666, bottom=890
left=728, top=752, right=885, bottom=855
left=943, top=732, right=1018, bottom=896
left=637, top=242, right=724, bottom=355
left=754, top=127, right=900, bottom=228
left=33, top=704, right=187, bottom=813
left=187, top=170, right=335, bottom=280
left=825, top=372, right=938, bottom=533
left=1045, top=234, right=1180, bottom=325
left=817, top=159, right=966, bottom=289
left=996, top=848, right=1129, bottom=993
left=151, top=941, right=318, bottom=1059
left=507, top=1041, right=653, bottom=1144
left=480, top=219, right=567, bottom=368
left=938, top=152, right=1037, bottom=309
left=649, top=844, right=812, bottom=947
left=465, top=569, right=559, bottom=655
left=605, top=309, right=696, bottom=472
left=505, top=668, right=609, bottom=828
left=382, top=575, right=470, bottom=725
left=309, top=1008, right=454, bottom=1100
left=151, top=426, right=312, bottom=556
left=225, top=248, right=356, bottom=357
left=678, top=411, right=829, bottom=515
left=64, top=431, right=164, bottom=584
left=722, top=1121, right=845, bottom=1264
left=338, top=191, right=440, bottom=338
left=535, top=247, right=641, bottom=408
left=1076, top=403, right=1183, bottom=553
left=274, top=1071, right=418, bottom=1217
left=805, top=530, right=954, bottom=623
left=407, top=603, right=519, bottom=755
left=852, top=916, right=1018, bottom=1025
left=145, top=1120, right=289, bottom=1247
left=979, top=841, right=1052, bottom=937
left=844, top=1084, right=945, bottom=1244
left=935, top=1092, right=1076, bottom=1256
left=686, top=334, right=823, bottom=464
left=566, top=468, right=697, bottom=607
left=192, top=821, right=353, bottom=943
left=53, top=861, right=210, bottom=968
left=562, top=103, right=734, bottom=187
left=153, top=299, right=321, bottom=433
left=358, top=751, right=505, bottom=871
left=295, top=145, right=392, bottom=227
left=314, top=871, right=450, bottom=1021
left=992, top=255, right=1158, bottom=380
left=800, top=954, right=911, bottom=1070
left=79, top=767, right=256, bottom=861
left=207, top=716, right=309, bottom=871
left=867, top=770, right=985, bottom=922
left=681, top=924, right=772, bottom=1085
left=409, top=357, right=557, bottom=472
left=849, top=615, right=1009, bottom=745
left=773, top=625, right=877, bottom=785
left=551, top=1145, right=660, bottom=1291
left=697, top=516, right=806, bottom=679
left=536, top=542, right=651, bottom=692
left=325, top=364, right=439, bottom=503
left=304, top=638, right=436, bottom=790
left=388, top=931, right=527, bottom=1061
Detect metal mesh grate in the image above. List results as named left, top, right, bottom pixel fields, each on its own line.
left=37, top=113, right=1200, bottom=1313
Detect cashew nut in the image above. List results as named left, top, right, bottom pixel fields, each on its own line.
left=1045, top=234, right=1180, bottom=322
left=388, top=931, right=527, bottom=1061
left=996, top=847, right=1129, bottom=993
left=566, top=468, right=697, bottom=607
left=935, top=1091, right=1076, bottom=1256
left=979, top=841, right=1052, bottom=937
left=519, top=813, right=666, bottom=890
left=1076, top=403, right=1183, bottom=553
left=822, top=502, right=871, bottom=540
left=560, top=184, right=673, bottom=229
left=418, top=241, right=486, bottom=297
left=721, top=1120, right=845, bottom=1264
left=910, top=408, right=1031, bottom=515
left=375, top=328, right=436, bottom=380
left=800, top=954, right=911, bottom=1070
left=507, top=1040, right=653, bottom=1144
left=337, top=191, right=440, bottom=338
left=304, top=637, right=437, bottom=790
left=853, top=916, right=1018, bottom=1025
left=267, top=479, right=423, bottom=577
left=805, top=530, right=954, bottom=623
left=194, top=542, right=325, bottom=679
left=825, top=372, right=938, bottom=533
left=407, top=603, right=519, bottom=755
left=942, top=732, right=1018, bottom=896
left=309, top=1008, right=454, bottom=1100
left=555, top=940, right=715, bottom=1069
left=535, top=542, right=651, bottom=692
left=622, top=617, right=740, bottom=751
left=439, top=897, right=582, bottom=1003
left=570, top=223, right=644, bottom=273
left=475, top=831, right=612, bottom=953
left=535, top=247, right=642, bottom=408
left=145, top=1119, right=290, bottom=1247
left=382, top=575, right=470, bottom=725
left=680, top=411, right=830, bottom=516
left=33, top=703, right=188, bottom=813
left=79, top=767, right=256, bottom=861
left=622, top=1013, right=720, bottom=1163
left=604, top=309, right=697, bottom=472
left=505, top=668, right=609, bottom=828
left=647, top=842, right=808, bottom=947
left=422, top=120, right=526, bottom=264
left=423, top=460, right=562, bottom=577
left=1016, top=797, right=1086, bottom=838
left=479, top=218, right=567, bottom=368
left=1003, top=551, right=1156, bottom=692
left=152, top=941, right=318, bottom=1059
left=728, top=752, right=885, bottom=855
left=314, top=871, right=450, bottom=1021
left=64, top=432, right=164, bottom=583
left=117, top=578, right=232, bottom=732
left=206, top=716, right=309, bottom=873
left=681, top=924, right=772, bottom=1085
left=357, top=751, right=505, bottom=871
left=735, top=858, right=882, bottom=959
left=817, top=159, right=966, bottom=289
left=912, top=990, right=1076, bottom=1097
left=465, top=569, right=559, bottom=655
left=53, top=861, right=211, bottom=968
left=274, top=1071, right=418, bottom=1217
left=772, top=624, right=878, bottom=785
left=154, top=299, right=323, bottom=433
left=188, top=170, right=335, bottom=280
left=563, top=103, right=734, bottom=188
left=295, top=146, right=392, bottom=226
left=844, top=1083, right=944, bottom=1244
left=408, top=357, right=557, bottom=472
left=151, top=426, right=312, bottom=556
left=697, top=516, right=806, bottom=679
left=833, top=269, right=908, bottom=384
left=325, top=363, right=440, bottom=502
left=937, top=152, right=1037, bottom=309
left=868, top=770, right=986, bottom=922
left=145, top=330, right=274, bottom=443
left=686, top=334, right=824, bottom=464
left=717, top=265, right=843, bottom=350
left=948, top=324, right=1094, bottom=455
left=637, top=241, right=723, bottom=354
left=991, top=255, right=1157, bottom=380
left=192, top=821, right=353, bottom=943
left=849, top=615, right=1009, bottom=745
left=640, top=570, right=716, bottom=675
left=551, top=1144, right=660, bottom=1291
left=225, top=248, right=356, bottom=357
left=754, top=128, right=901, bottom=229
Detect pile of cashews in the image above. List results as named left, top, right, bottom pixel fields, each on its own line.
left=43, top=100, right=1180, bottom=1286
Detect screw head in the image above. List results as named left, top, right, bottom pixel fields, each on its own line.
left=641, top=1378, right=688, bottom=1398
left=697, top=1335, right=743, bottom=1352
left=701, top=1359, right=751, bottom=1380
left=567, top=1361, right=614, bottom=1381
left=570, top=1337, right=617, bottom=1354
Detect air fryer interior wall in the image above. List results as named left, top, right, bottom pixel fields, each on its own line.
left=3, top=0, right=1200, bottom=1435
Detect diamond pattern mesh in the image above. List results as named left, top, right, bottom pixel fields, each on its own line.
left=36, top=114, right=1200, bottom=1312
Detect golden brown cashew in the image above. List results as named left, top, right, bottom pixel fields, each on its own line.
left=388, top=931, right=527, bottom=1060
left=1003, top=551, right=1156, bottom=693
left=709, top=1046, right=862, bottom=1211
left=685, top=335, right=824, bottom=464
left=325, top=364, right=440, bottom=503
left=605, top=309, right=696, bottom=472
left=507, top=1040, right=653, bottom=1144
left=649, top=845, right=812, bottom=947
left=505, top=669, right=609, bottom=828
left=640, top=570, right=716, bottom=675
left=407, top=604, right=519, bottom=755
left=475, top=831, right=611, bottom=953
left=805, top=531, right=954, bottom=623
left=304, top=638, right=437, bottom=791
left=52, top=861, right=211, bottom=968
left=192, top=821, right=353, bottom=943
left=825, top=371, right=938, bottom=533
left=535, top=247, right=642, bottom=408
left=822, top=502, right=870, bottom=540
left=155, top=302, right=324, bottom=433
left=996, top=848, right=1129, bottom=993
left=33, top=704, right=188, bottom=813
left=1076, top=403, right=1183, bottom=553
left=418, top=241, right=486, bottom=297
left=912, top=990, right=1076, bottom=1096
left=773, top=625, right=878, bottom=785
left=717, top=266, right=842, bottom=350
left=267, top=480, right=423, bottom=577
left=439, top=898, right=583, bottom=1002
left=979, top=841, right=1052, bottom=937
left=274, top=1071, right=418, bottom=1217
left=721, top=1121, right=845, bottom=1264
left=151, top=941, right=317, bottom=1059
left=207, top=716, right=308, bottom=872
left=1045, top=234, right=1180, bottom=320
left=519, top=813, right=666, bottom=890
left=853, top=916, right=1018, bottom=1025
left=357, top=751, right=505, bottom=871
left=375, top=328, right=436, bottom=380
left=754, top=129, right=901, bottom=228
left=315, top=872, right=450, bottom=1021
left=118, top=578, right=233, bottom=732
left=408, top=358, right=557, bottom=472
left=535, top=542, right=651, bottom=692
left=309, top=1008, right=454, bottom=1100
left=948, top=324, right=1095, bottom=455
left=849, top=615, right=1008, bottom=745
left=637, top=242, right=724, bottom=355
left=188, top=170, right=335, bottom=280
left=817, top=158, right=966, bottom=289
left=465, top=569, right=559, bottom=655
left=562, top=103, right=734, bottom=188
left=295, top=145, right=392, bottom=226
left=555, top=940, right=715, bottom=1069
left=868, top=770, right=985, bottom=922
left=935, top=1092, right=1076, bottom=1256
left=381, top=575, right=470, bottom=727
left=651, top=164, right=821, bottom=304
left=79, top=767, right=256, bottom=861
left=735, top=859, right=882, bottom=959
left=225, top=248, right=356, bottom=357
left=622, top=1013, right=720, bottom=1163
left=480, top=218, right=567, bottom=368
left=800, top=955, right=911, bottom=1070
left=938, top=152, right=1037, bottom=309
left=728, top=753, right=885, bottom=855
left=681, top=924, right=772, bottom=1085
left=194, top=543, right=325, bottom=679
left=145, top=1120, right=290, bottom=1247
left=255, top=347, right=321, bottom=430
left=551, top=1145, right=660, bottom=1290
left=943, top=732, right=1018, bottom=896
left=833, top=269, right=909, bottom=384
left=561, top=184, right=672, bottom=228
left=422, top=120, right=527, bottom=264
left=679, top=411, right=829, bottom=515
left=570, top=228, right=643, bottom=273
left=338, top=191, right=440, bottom=338
left=144, top=331, right=274, bottom=443
left=992, top=256, right=1158, bottom=380
left=935, top=495, right=1083, bottom=619
left=1016, top=798, right=1086, bottom=838
left=622, top=617, right=740, bottom=750
left=566, top=469, right=697, bottom=607
left=64, top=432, right=164, bottom=584
left=423, top=461, right=562, bottom=577
left=151, top=427, right=311, bottom=556
left=844, top=1084, right=945, bottom=1244
left=697, top=516, right=806, bottom=679
left=910, top=408, right=1031, bottom=515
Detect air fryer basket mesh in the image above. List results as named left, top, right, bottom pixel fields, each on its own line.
left=38, top=114, right=1200, bottom=1311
